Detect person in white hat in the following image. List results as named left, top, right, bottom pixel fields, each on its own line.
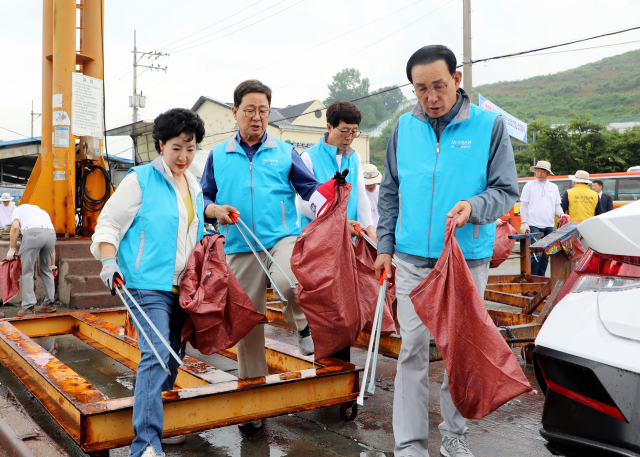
left=363, top=163, right=382, bottom=228
left=561, top=170, right=601, bottom=223
left=519, top=161, right=567, bottom=276
left=0, top=193, right=15, bottom=228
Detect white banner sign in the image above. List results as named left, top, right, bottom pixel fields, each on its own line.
left=71, top=73, right=104, bottom=138
left=478, top=94, right=527, bottom=143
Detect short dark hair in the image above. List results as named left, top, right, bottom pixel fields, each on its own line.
left=326, top=101, right=362, bottom=128
left=152, top=108, right=205, bottom=153
left=406, top=45, right=457, bottom=83
left=592, top=180, right=604, bottom=187
left=233, top=79, right=272, bottom=108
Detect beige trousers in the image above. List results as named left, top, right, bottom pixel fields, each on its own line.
left=226, top=236, right=308, bottom=379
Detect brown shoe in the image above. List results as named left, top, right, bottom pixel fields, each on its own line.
left=37, top=303, right=57, bottom=314
left=18, top=308, right=34, bottom=317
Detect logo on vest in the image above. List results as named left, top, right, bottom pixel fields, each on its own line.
left=262, top=158, right=279, bottom=166
left=450, top=140, right=471, bottom=149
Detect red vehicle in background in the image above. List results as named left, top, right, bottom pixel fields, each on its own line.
left=501, top=171, right=640, bottom=232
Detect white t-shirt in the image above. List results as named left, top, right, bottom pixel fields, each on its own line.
left=0, top=204, right=15, bottom=228
left=520, top=179, right=561, bottom=228
left=366, top=185, right=379, bottom=228
left=12, top=204, right=54, bottom=231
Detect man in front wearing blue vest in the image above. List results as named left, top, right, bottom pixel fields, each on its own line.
left=374, top=46, right=519, bottom=457
left=201, top=80, right=323, bottom=429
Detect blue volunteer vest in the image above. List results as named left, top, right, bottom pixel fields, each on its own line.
left=118, top=162, right=204, bottom=291
left=212, top=136, right=300, bottom=255
left=299, top=137, right=359, bottom=229
left=395, top=104, right=498, bottom=260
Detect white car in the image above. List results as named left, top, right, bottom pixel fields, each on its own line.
left=534, top=200, right=640, bottom=456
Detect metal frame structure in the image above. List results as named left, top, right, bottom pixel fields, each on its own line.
left=267, top=224, right=582, bottom=362
left=0, top=309, right=361, bottom=455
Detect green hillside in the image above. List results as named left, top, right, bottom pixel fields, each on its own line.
left=473, top=48, right=640, bottom=123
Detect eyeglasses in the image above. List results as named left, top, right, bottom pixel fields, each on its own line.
left=412, top=74, right=455, bottom=97
left=337, top=129, right=361, bottom=139
left=242, top=109, right=270, bottom=119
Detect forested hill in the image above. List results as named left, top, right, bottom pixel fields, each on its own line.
left=473, top=48, right=640, bottom=123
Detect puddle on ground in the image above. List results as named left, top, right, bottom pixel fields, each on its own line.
left=33, top=334, right=136, bottom=399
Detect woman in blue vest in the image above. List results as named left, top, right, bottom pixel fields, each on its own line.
left=298, top=101, right=376, bottom=241
left=90, top=108, right=205, bottom=457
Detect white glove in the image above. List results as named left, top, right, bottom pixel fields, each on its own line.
left=5, top=248, right=16, bottom=260
left=496, top=219, right=504, bottom=226
left=520, top=223, right=530, bottom=234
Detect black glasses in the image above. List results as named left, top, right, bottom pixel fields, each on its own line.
left=337, top=129, right=361, bottom=139
left=412, top=74, right=454, bottom=97
left=242, top=109, right=270, bottom=119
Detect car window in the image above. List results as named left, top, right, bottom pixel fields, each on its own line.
left=599, top=179, right=616, bottom=196
left=553, top=179, right=572, bottom=195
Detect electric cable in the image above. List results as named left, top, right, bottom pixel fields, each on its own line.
left=0, top=126, right=31, bottom=139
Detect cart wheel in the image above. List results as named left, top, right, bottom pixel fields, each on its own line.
left=340, top=401, right=358, bottom=422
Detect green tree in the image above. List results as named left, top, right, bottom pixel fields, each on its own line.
left=324, top=69, right=370, bottom=105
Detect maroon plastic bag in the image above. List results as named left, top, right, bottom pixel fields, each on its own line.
left=490, top=222, right=517, bottom=268
left=410, top=219, right=532, bottom=419
left=179, top=234, right=267, bottom=355
left=291, top=182, right=362, bottom=360
left=353, top=232, right=396, bottom=334
left=0, top=257, right=21, bottom=304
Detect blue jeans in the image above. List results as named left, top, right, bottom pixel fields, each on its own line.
left=126, top=289, right=186, bottom=457
left=529, top=226, right=554, bottom=277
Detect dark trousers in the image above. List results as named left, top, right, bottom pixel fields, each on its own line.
left=529, top=226, right=554, bottom=276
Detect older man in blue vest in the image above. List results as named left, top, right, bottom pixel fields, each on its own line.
left=201, top=80, right=327, bottom=429
left=374, top=45, right=519, bottom=457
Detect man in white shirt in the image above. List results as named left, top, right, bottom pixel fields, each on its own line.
left=363, top=164, right=382, bottom=229
left=519, top=161, right=567, bottom=276
left=0, top=193, right=15, bottom=228
left=7, top=204, right=57, bottom=316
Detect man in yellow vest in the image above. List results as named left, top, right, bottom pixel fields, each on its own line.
left=560, top=170, right=602, bottom=223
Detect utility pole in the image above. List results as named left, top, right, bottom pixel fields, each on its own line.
left=30, top=100, right=41, bottom=138
left=130, top=30, right=168, bottom=123
left=462, top=0, right=473, bottom=98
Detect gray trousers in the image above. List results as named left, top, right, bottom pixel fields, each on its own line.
left=226, top=236, right=308, bottom=379
left=393, top=256, right=490, bottom=457
left=19, top=228, right=56, bottom=309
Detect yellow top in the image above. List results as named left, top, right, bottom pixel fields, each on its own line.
left=567, top=183, right=599, bottom=223
left=171, top=192, right=195, bottom=295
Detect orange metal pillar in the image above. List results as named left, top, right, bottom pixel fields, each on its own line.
left=79, top=0, right=110, bottom=234
left=51, top=0, right=77, bottom=235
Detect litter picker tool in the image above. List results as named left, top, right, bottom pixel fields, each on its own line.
left=113, top=277, right=183, bottom=374
left=228, top=213, right=290, bottom=304
left=233, top=214, right=297, bottom=289
left=353, top=225, right=396, bottom=267
left=357, top=270, right=388, bottom=406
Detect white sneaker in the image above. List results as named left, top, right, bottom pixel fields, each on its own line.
left=161, top=435, right=186, bottom=444
left=440, top=435, right=474, bottom=457
left=141, top=445, right=163, bottom=457
left=297, top=325, right=314, bottom=356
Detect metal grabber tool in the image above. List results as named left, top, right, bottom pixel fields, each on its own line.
left=229, top=213, right=296, bottom=305
left=357, top=270, right=388, bottom=406
left=113, top=277, right=183, bottom=375
left=353, top=225, right=396, bottom=267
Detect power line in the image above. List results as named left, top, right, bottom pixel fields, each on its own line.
left=0, top=126, right=32, bottom=139
left=169, top=0, right=305, bottom=54
left=159, top=0, right=266, bottom=50
left=488, top=38, right=640, bottom=60
left=471, top=24, right=640, bottom=65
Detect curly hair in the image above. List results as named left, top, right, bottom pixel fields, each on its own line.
left=326, top=101, right=362, bottom=128
left=152, top=108, right=205, bottom=153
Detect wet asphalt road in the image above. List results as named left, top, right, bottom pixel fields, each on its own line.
left=0, top=254, right=572, bottom=457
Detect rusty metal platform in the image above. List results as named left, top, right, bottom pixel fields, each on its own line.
left=0, top=309, right=362, bottom=455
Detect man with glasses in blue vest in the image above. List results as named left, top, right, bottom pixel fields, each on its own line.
left=374, top=45, right=519, bottom=457
left=201, top=79, right=327, bottom=428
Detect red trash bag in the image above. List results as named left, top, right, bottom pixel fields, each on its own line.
left=291, top=182, right=362, bottom=360
left=570, top=238, right=585, bottom=262
left=490, top=222, right=517, bottom=268
left=410, top=218, right=532, bottom=419
left=0, top=257, right=21, bottom=304
left=353, top=232, right=396, bottom=334
left=179, top=234, right=267, bottom=355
